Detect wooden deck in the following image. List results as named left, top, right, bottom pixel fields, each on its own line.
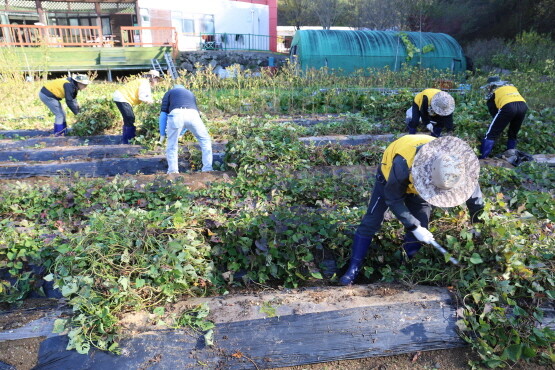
left=4, top=46, right=173, bottom=72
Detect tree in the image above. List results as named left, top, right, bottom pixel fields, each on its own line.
left=308, top=0, right=347, bottom=29
left=278, top=0, right=313, bottom=29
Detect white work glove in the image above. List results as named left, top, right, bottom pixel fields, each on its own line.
left=412, top=226, right=435, bottom=244
left=159, top=135, right=165, bottom=145
left=426, top=123, right=434, bottom=132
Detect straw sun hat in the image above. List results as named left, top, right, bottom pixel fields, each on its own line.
left=412, top=136, right=480, bottom=207
left=430, top=91, right=455, bottom=116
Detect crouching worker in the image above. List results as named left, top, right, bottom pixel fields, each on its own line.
left=339, top=135, right=484, bottom=285
left=113, top=70, right=160, bottom=144
left=159, top=85, right=213, bottom=174
left=406, top=89, right=455, bottom=137
left=39, top=74, right=91, bottom=135
left=479, top=76, right=528, bottom=159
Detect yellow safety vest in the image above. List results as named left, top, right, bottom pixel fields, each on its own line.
left=117, top=79, right=145, bottom=106
left=381, top=135, right=435, bottom=194
left=494, top=85, right=525, bottom=109
left=44, top=78, right=70, bottom=99
left=414, top=88, right=441, bottom=110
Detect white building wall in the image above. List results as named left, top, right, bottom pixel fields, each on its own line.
left=138, top=0, right=269, bottom=51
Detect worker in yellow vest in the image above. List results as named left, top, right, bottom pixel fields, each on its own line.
left=38, top=74, right=91, bottom=135
left=406, top=89, right=455, bottom=137
left=113, top=70, right=161, bottom=144
left=479, top=76, right=528, bottom=159
left=339, top=135, right=484, bottom=285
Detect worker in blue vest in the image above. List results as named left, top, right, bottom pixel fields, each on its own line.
left=479, top=76, right=528, bottom=159
left=339, top=135, right=484, bottom=285
left=406, top=89, right=455, bottom=137
left=39, top=74, right=90, bottom=135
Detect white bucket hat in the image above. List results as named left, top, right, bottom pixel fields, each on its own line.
left=72, top=74, right=91, bottom=85
left=147, top=70, right=161, bottom=78
left=430, top=91, right=455, bottom=116
left=412, top=136, right=480, bottom=207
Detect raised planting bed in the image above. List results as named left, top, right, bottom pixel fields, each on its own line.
left=3, top=284, right=553, bottom=369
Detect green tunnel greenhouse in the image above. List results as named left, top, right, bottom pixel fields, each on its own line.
left=289, top=30, right=467, bottom=74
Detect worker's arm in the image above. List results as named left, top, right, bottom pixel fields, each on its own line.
left=486, top=93, right=498, bottom=117
left=383, top=155, right=422, bottom=230
left=408, top=102, right=420, bottom=133
left=159, top=91, right=171, bottom=137
left=138, top=80, right=153, bottom=104
left=420, top=96, right=431, bottom=125
left=465, top=184, right=485, bottom=223
left=64, top=82, right=79, bottom=115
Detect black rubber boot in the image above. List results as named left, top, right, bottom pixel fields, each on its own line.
left=339, top=233, right=372, bottom=286
left=507, top=139, right=517, bottom=150
left=122, top=125, right=136, bottom=144
left=479, top=139, right=495, bottom=159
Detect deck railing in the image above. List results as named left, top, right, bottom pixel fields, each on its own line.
left=0, top=24, right=104, bottom=47
left=121, top=27, right=177, bottom=49
left=199, top=33, right=272, bottom=51
left=0, top=25, right=177, bottom=49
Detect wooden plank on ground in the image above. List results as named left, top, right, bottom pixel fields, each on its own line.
left=532, top=154, right=555, bottom=166
left=0, top=145, right=143, bottom=162
left=8, top=284, right=555, bottom=369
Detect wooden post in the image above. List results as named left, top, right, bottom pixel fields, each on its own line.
left=95, top=2, right=103, bottom=42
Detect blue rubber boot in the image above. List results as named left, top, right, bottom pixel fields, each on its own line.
left=507, top=139, right=517, bottom=150
left=122, top=126, right=136, bottom=144
left=339, top=233, right=372, bottom=286
left=402, top=233, right=422, bottom=260
left=53, top=122, right=67, bottom=136
left=479, top=139, right=495, bottom=159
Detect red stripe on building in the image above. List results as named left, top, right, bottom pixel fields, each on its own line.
left=231, top=0, right=277, bottom=52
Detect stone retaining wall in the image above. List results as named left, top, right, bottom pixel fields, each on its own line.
left=177, top=50, right=289, bottom=75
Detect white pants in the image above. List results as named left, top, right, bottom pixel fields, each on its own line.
left=166, top=108, right=213, bottom=173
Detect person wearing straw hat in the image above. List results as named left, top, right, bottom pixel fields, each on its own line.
left=158, top=84, right=213, bottom=174
left=406, top=89, right=455, bottom=137
left=113, top=70, right=161, bottom=144
left=39, top=74, right=91, bottom=135
left=478, top=76, right=528, bottom=159
left=339, top=135, right=484, bottom=285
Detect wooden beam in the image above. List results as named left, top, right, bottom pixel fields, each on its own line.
left=11, top=284, right=555, bottom=368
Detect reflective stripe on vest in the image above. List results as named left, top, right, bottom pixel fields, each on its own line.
left=414, top=88, right=441, bottom=110
left=494, top=85, right=526, bottom=109
left=118, top=79, right=144, bottom=106
left=381, top=135, right=435, bottom=194
left=44, top=78, right=70, bottom=99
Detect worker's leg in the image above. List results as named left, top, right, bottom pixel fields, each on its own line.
left=166, top=109, right=186, bottom=174
left=506, top=102, right=528, bottom=150
left=402, top=194, right=432, bottom=259
left=340, top=172, right=387, bottom=285
left=480, top=107, right=513, bottom=159
left=39, top=92, right=66, bottom=135
left=183, top=109, right=213, bottom=172
left=115, top=101, right=136, bottom=144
